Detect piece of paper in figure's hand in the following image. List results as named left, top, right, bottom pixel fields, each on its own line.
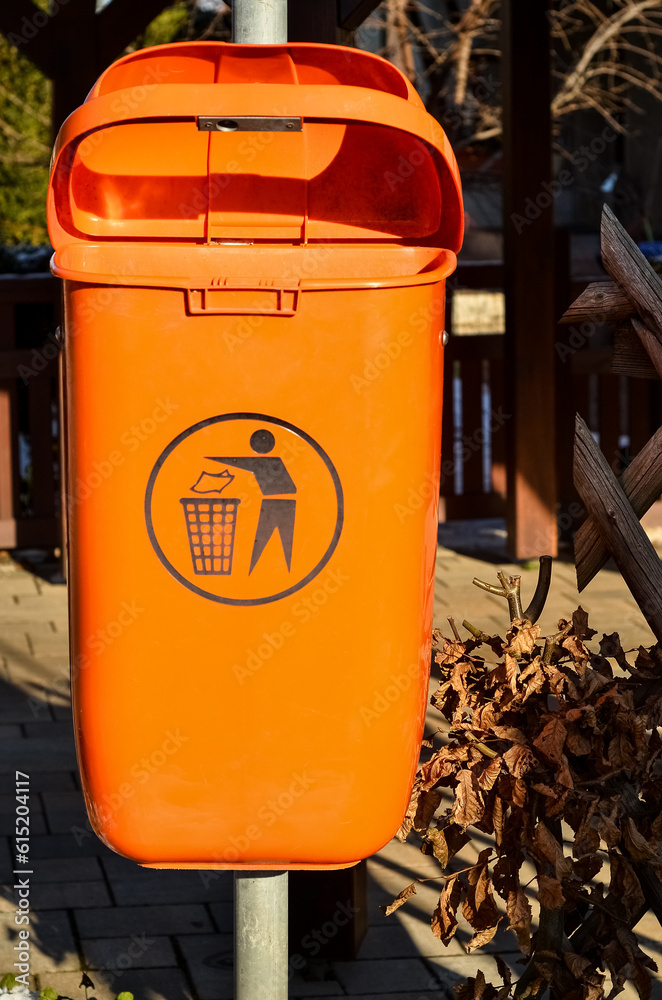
left=191, top=469, right=235, bottom=495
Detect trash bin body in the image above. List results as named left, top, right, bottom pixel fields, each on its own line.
left=48, top=42, right=463, bottom=869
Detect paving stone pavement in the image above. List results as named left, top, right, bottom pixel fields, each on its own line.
left=0, top=533, right=660, bottom=1000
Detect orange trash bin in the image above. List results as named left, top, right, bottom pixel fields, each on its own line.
left=47, top=41, right=463, bottom=870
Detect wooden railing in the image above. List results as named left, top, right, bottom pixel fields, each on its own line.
left=442, top=260, right=662, bottom=525
left=442, top=262, right=506, bottom=520
left=0, top=274, right=61, bottom=549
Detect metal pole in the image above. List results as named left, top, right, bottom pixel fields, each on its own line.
left=235, top=871, right=289, bottom=1000
left=231, top=5, right=288, bottom=997
left=232, top=0, right=287, bottom=43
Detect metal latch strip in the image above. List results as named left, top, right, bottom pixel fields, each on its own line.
left=197, top=116, right=302, bottom=132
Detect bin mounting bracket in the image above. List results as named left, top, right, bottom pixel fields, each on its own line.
left=197, top=116, right=302, bottom=132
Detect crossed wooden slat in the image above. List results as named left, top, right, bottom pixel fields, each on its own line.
left=561, top=206, right=662, bottom=641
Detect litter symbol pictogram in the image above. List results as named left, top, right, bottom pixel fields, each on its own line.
left=207, top=428, right=296, bottom=574
left=145, top=413, right=344, bottom=606
left=181, top=469, right=240, bottom=576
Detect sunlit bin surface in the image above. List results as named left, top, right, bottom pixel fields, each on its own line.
left=47, top=41, right=463, bottom=869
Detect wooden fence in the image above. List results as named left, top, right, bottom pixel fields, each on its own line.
left=0, top=274, right=61, bottom=549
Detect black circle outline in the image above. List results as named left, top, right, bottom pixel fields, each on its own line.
left=145, top=412, right=344, bottom=606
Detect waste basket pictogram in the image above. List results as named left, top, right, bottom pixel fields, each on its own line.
left=180, top=498, right=241, bottom=576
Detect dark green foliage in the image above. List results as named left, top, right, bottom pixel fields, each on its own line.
left=0, top=35, right=51, bottom=244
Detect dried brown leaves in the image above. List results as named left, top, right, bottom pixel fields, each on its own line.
left=386, top=609, right=662, bottom=1000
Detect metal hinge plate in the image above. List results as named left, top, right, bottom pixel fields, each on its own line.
left=197, top=116, right=302, bottom=132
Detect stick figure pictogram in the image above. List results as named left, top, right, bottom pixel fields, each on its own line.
left=208, top=429, right=297, bottom=574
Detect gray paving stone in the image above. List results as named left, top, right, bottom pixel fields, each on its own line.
left=0, top=908, right=78, bottom=974
left=76, top=903, right=214, bottom=937
left=634, top=908, right=662, bottom=960
left=27, top=857, right=103, bottom=883
left=296, top=995, right=445, bottom=1000
left=357, top=923, right=442, bottom=961
left=27, top=830, right=111, bottom=858
left=0, top=628, right=32, bottom=653
left=333, top=957, right=438, bottom=995
left=110, top=874, right=233, bottom=907
left=0, top=694, right=49, bottom=724
left=42, top=789, right=88, bottom=833
left=2, top=574, right=40, bottom=596
left=104, top=852, right=231, bottom=883
left=0, top=792, right=43, bottom=813
left=51, top=704, right=74, bottom=721
left=23, top=720, right=74, bottom=738
left=0, top=724, right=22, bottom=739
left=427, top=953, right=522, bottom=992
left=289, top=977, right=346, bottom=998
left=36, top=967, right=194, bottom=1000
left=0, top=736, right=77, bottom=772
left=28, top=634, right=70, bottom=658
left=10, top=579, right=57, bottom=599
left=17, top=620, right=59, bottom=637
left=0, top=808, right=47, bottom=836
left=176, top=933, right=234, bottom=1000
left=81, top=934, right=177, bottom=969
left=13, top=771, right=76, bottom=792
left=0, top=834, right=11, bottom=870
left=392, top=910, right=468, bottom=958
left=104, top=857, right=232, bottom=894
left=17, top=697, right=56, bottom=722
left=209, top=899, right=233, bottom=933
left=28, top=879, right=112, bottom=910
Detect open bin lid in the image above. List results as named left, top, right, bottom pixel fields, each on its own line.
left=48, top=42, right=463, bottom=271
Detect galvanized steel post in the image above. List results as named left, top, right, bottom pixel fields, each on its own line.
left=232, top=0, right=288, bottom=44
left=235, top=871, right=289, bottom=1000
left=231, top=5, right=288, bottom=999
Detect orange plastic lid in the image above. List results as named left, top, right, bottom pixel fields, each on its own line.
left=48, top=42, right=463, bottom=257
left=48, top=42, right=462, bottom=260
